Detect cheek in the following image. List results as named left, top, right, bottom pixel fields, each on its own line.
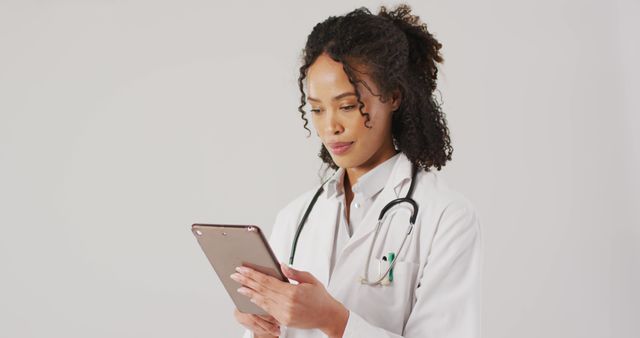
left=357, top=109, right=382, bottom=131
left=310, top=114, right=322, bottom=132
left=344, top=113, right=367, bottom=132
left=364, top=101, right=388, bottom=122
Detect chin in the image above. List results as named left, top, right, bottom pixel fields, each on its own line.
left=328, top=155, right=346, bottom=168
left=330, top=155, right=360, bottom=169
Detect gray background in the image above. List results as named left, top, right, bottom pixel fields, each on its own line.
left=1, top=0, right=638, bottom=337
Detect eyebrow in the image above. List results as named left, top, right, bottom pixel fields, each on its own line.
left=307, top=92, right=356, bottom=102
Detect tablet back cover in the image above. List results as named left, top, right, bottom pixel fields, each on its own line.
left=191, top=224, right=287, bottom=315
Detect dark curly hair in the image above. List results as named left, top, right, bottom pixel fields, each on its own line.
left=297, top=3, right=452, bottom=172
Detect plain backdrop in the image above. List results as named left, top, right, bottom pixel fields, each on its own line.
left=1, top=0, right=638, bottom=337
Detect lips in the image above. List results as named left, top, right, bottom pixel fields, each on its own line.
left=327, top=141, right=354, bottom=155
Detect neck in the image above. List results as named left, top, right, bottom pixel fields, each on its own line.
left=344, top=144, right=398, bottom=194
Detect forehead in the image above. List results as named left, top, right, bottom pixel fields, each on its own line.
left=307, top=54, right=352, bottom=91
left=306, top=54, right=378, bottom=100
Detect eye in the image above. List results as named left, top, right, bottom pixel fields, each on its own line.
left=309, top=107, right=322, bottom=114
left=340, top=105, right=356, bottom=111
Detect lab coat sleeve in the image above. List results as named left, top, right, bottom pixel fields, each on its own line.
left=342, top=199, right=483, bottom=338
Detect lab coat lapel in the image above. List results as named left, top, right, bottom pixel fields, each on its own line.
left=340, top=154, right=413, bottom=255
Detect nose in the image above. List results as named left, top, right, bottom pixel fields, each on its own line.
left=323, top=110, right=344, bottom=136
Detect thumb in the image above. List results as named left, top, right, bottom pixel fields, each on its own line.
left=280, top=262, right=318, bottom=284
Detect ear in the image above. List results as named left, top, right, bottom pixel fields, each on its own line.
left=391, top=89, right=402, bottom=111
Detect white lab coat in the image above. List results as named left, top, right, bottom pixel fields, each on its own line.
left=243, top=153, right=482, bottom=337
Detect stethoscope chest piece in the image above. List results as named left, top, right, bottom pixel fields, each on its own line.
left=360, top=251, right=397, bottom=286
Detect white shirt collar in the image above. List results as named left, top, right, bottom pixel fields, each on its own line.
left=325, top=152, right=402, bottom=200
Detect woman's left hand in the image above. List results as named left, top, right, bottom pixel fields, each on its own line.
left=230, top=263, right=349, bottom=338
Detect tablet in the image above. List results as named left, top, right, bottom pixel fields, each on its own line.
left=191, top=224, right=288, bottom=315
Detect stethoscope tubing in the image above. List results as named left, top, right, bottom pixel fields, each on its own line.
left=289, top=163, right=419, bottom=284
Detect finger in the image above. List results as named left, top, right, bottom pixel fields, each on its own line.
left=251, top=314, right=281, bottom=336
left=234, top=311, right=268, bottom=335
left=235, top=310, right=278, bottom=336
left=237, top=287, right=277, bottom=316
left=280, top=263, right=319, bottom=284
left=257, top=314, right=279, bottom=325
left=233, top=266, right=291, bottom=295
left=230, top=272, right=276, bottom=298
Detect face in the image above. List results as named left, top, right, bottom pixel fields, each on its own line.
left=306, top=53, right=401, bottom=173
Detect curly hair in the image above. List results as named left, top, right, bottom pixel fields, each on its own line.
left=296, top=3, right=453, bottom=172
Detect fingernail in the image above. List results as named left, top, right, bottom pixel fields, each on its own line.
left=236, top=266, right=249, bottom=273
left=230, top=273, right=239, bottom=281
left=237, top=287, right=248, bottom=295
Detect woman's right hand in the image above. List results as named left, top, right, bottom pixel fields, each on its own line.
left=233, top=309, right=281, bottom=337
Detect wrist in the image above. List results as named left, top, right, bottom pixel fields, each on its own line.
left=321, top=300, right=349, bottom=338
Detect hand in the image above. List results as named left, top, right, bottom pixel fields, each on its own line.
left=230, top=263, right=349, bottom=338
left=233, top=308, right=280, bottom=337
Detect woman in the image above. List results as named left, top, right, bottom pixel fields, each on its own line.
left=230, top=4, right=482, bottom=338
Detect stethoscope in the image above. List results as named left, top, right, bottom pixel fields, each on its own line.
left=288, top=163, right=419, bottom=286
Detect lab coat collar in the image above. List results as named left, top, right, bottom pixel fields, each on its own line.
left=324, top=152, right=407, bottom=200
left=324, top=167, right=345, bottom=199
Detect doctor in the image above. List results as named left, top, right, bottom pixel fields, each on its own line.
left=230, top=4, right=482, bottom=338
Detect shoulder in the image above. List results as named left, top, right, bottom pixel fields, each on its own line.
left=412, top=169, right=481, bottom=234
left=274, top=185, right=321, bottom=223
left=268, top=184, right=322, bottom=242
left=414, top=170, right=477, bottom=211
left=266, top=185, right=322, bottom=261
